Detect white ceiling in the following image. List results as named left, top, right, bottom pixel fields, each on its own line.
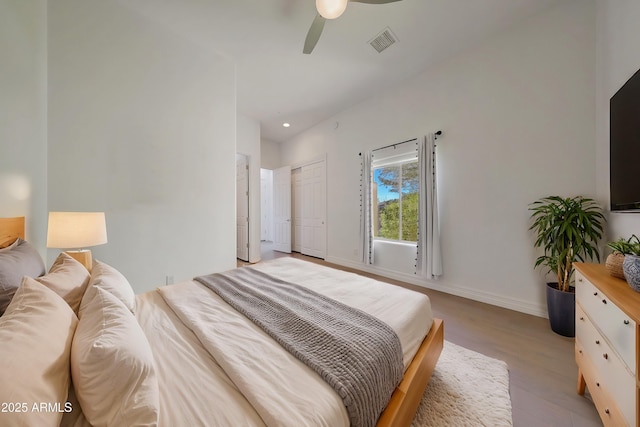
left=121, top=0, right=569, bottom=142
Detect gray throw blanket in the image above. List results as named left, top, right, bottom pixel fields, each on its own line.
left=195, top=267, right=403, bottom=427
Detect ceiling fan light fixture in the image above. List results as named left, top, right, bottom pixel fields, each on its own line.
left=316, top=0, right=348, bottom=19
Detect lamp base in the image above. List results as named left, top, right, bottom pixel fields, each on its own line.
left=65, top=250, right=93, bottom=272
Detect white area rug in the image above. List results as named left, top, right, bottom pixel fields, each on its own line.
left=412, top=341, right=513, bottom=427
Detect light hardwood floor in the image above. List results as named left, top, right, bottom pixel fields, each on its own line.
left=247, top=242, right=603, bottom=427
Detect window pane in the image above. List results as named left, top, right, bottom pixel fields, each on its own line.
left=374, top=167, right=400, bottom=239
left=401, top=162, right=419, bottom=242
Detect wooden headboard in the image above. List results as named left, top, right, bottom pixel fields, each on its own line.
left=0, top=217, right=25, bottom=248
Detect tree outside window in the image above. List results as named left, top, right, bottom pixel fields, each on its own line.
left=373, top=161, right=419, bottom=242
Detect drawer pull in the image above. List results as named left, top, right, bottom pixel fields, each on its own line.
left=602, top=299, right=607, bottom=304
left=579, top=278, right=583, bottom=282
left=596, top=382, right=600, bottom=387
left=579, top=316, right=584, bottom=321
left=593, top=291, right=598, bottom=296
left=595, top=340, right=600, bottom=345
left=605, top=409, right=610, bottom=415
left=603, top=353, right=608, bottom=360
left=624, top=319, right=630, bottom=325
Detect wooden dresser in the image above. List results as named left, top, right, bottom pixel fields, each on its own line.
left=574, top=263, right=640, bottom=426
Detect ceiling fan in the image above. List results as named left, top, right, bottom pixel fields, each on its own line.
left=303, top=0, right=403, bottom=54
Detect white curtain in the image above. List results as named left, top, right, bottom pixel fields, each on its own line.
left=417, top=134, right=443, bottom=278
left=360, top=151, right=374, bottom=264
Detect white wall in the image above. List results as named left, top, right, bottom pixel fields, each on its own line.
left=373, top=240, right=416, bottom=275
left=237, top=114, right=262, bottom=263
left=0, top=0, right=47, bottom=257
left=281, top=0, right=596, bottom=317
left=595, top=0, right=640, bottom=240
left=47, top=0, right=237, bottom=292
left=261, top=138, right=281, bottom=170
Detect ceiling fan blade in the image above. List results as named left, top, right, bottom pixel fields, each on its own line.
left=303, top=13, right=326, bottom=54
left=350, top=0, right=402, bottom=3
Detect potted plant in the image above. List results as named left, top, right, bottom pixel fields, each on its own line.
left=529, top=196, right=606, bottom=337
left=606, top=235, right=639, bottom=279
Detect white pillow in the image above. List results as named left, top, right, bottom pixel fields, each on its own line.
left=0, top=277, right=78, bottom=427
left=89, top=259, right=136, bottom=314
left=37, top=252, right=90, bottom=314
left=71, top=284, right=159, bottom=426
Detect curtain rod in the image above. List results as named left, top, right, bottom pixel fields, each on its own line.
left=359, top=130, right=442, bottom=156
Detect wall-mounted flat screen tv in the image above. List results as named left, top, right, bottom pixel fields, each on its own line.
left=610, top=67, right=640, bottom=212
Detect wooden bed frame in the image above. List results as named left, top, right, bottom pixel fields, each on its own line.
left=0, top=216, right=25, bottom=248
left=377, top=318, right=444, bottom=427
left=0, top=216, right=444, bottom=427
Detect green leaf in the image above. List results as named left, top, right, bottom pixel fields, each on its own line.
left=527, top=195, right=606, bottom=289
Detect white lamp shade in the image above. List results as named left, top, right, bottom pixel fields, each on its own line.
left=316, top=0, right=348, bottom=19
left=47, top=212, right=108, bottom=249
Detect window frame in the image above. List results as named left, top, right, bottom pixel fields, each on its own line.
left=372, top=157, right=419, bottom=244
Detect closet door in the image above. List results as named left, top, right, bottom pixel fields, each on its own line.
left=301, top=160, right=326, bottom=259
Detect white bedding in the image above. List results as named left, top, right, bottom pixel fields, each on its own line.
left=135, top=258, right=434, bottom=427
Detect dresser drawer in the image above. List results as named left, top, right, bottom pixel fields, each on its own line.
left=576, top=304, right=636, bottom=425
left=576, top=272, right=636, bottom=373
left=576, top=339, right=630, bottom=427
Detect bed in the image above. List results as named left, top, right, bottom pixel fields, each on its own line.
left=0, top=217, right=443, bottom=427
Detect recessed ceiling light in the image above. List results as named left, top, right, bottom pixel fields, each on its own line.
left=283, top=123, right=291, bottom=128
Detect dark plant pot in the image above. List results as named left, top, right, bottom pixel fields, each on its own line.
left=546, top=282, right=575, bottom=337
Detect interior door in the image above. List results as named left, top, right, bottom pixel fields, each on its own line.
left=292, top=167, right=303, bottom=253
left=272, top=165, right=292, bottom=253
left=236, top=156, right=249, bottom=261
left=301, top=160, right=326, bottom=259
left=260, top=169, right=273, bottom=241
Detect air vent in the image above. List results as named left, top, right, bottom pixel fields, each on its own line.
left=369, top=27, right=397, bottom=53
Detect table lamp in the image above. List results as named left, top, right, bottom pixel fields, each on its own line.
left=46, top=212, right=107, bottom=271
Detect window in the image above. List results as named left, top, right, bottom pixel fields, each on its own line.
left=361, top=134, right=441, bottom=277
left=373, top=160, right=419, bottom=242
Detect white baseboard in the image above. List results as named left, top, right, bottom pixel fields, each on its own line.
left=325, top=256, right=548, bottom=319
